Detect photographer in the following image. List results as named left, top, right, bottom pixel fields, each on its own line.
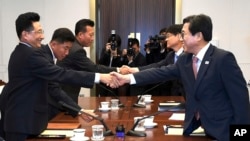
left=99, top=34, right=123, bottom=67
left=99, top=33, right=125, bottom=96
left=145, top=27, right=172, bottom=65
left=122, top=38, right=146, bottom=96
left=123, top=38, right=146, bottom=67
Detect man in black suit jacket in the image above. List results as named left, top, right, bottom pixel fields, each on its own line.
left=0, top=12, right=116, bottom=141
left=127, top=24, right=185, bottom=97
left=112, top=14, right=250, bottom=141
left=57, top=19, right=124, bottom=102
left=122, top=38, right=147, bottom=96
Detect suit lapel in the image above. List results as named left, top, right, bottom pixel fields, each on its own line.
left=194, top=45, right=214, bottom=91
left=43, top=45, right=54, bottom=64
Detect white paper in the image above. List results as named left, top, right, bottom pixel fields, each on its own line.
left=168, top=113, right=185, bottom=121
left=159, top=102, right=181, bottom=106
left=40, top=130, right=73, bottom=137
left=167, top=127, right=183, bottom=135
left=163, top=126, right=204, bottom=136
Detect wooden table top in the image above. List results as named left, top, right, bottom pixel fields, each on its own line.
left=27, top=96, right=211, bottom=141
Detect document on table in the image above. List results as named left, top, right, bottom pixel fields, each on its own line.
left=163, top=125, right=205, bottom=136
left=168, top=113, right=185, bottom=121
left=40, top=129, right=74, bottom=137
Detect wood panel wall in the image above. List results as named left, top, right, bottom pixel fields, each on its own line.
left=95, top=0, right=175, bottom=61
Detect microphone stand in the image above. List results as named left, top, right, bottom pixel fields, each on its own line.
left=126, top=110, right=168, bottom=137
left=98, top=84, right=125, bottom=107
left=133, top=82, right=165, bottom=108
left=58, top=101, right=114, bottom=136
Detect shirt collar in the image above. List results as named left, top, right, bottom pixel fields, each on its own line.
left=19, top=42, right=32, bottom=48
left=195, top=43, right=210, bottom=61
left=175, top=47, right=184, bottom=56
left=48, top=44, right=57, bottom=63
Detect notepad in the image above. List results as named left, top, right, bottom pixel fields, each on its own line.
left=40, top=129, right=74, bottom=137
left=168, top=113, right=185, bottom=121
left=163, top=125, right=205, bottom=136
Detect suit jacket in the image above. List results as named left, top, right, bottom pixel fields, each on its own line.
left=0, top=43, right=95, bottom=135
left=140, top=51, right=185, bottom=97
left=99, top=47, right=124, bottom=67
left=134, top=45, right=250, bottom=141
left=57, top=41, right=116, bottom=101
left=145, top=47, right=169, bottom=65
left=124, top=52, right=147, bottom=67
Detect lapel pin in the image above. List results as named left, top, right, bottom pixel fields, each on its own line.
left=205, top=61, right=209, bottom=64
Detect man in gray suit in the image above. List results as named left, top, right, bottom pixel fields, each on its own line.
left=112, top=14, right=250, bottom=141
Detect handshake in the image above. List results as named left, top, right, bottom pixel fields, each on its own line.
left=99, top=65, right=138, bottom=88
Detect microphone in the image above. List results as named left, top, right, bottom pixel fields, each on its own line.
left=126, top=110, right=168, bottom=137
left=127, top=104, right=184, bottom=137
left=58, top=101, right=114, bottom=136
left=98, top=84, right=125, bottom=107
left=133, top=82, right=165, bottom=108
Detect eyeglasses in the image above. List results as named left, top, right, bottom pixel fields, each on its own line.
left=31, top=29, right=44, bottom=35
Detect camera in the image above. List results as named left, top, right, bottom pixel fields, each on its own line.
left=127, top=38, right=135, bottom=57
left=110, top=30, right=117, bottom=50
left=144, top=34, right=166, bottom=50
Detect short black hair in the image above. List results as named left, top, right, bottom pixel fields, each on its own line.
left=183, top=14, right=212, bottom=41
left=166, top=24, right=183, bottom=35
left=159, top=27, right=167, bottom=34
left=131, top=38, right=140, bottom=46
left=51, top=28, right=75, bottom=43
left=75, top=19, right=94, bottom=35
left=15, top=12, right=40, bottom=39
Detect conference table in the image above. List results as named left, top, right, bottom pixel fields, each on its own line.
left=27, top=96, right=211, bottom=141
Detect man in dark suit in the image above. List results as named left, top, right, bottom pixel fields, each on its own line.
left=57, top=19, right=124, bottom=102
left=122, top=38, right=147, bottom=96
left=127, top=24, right=185, bottom=97
left=0, top=12, right=116, bottom=141
left=112, top=14, right=250, bottom=141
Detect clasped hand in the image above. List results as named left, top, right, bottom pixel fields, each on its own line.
left=100, top=69, right=133, bottom=88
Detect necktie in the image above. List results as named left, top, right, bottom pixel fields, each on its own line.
left=174, top=54, right=178, bottom=63
left=109, top=56, right=113, bottom=67
left=193, top=56, right=200, bottom=120
left=192, top=56, right=198, bottom=79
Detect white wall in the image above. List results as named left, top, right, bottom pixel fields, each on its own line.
left=0, top=0, right=91, bottom=96
left=1, top=0, right=250, bottom=95
left=181, top=0, right=250, bottom=82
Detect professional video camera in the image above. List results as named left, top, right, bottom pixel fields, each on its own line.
left=127, top=38, right=135, bottom=57
left=144, top=35, right=166, bottom=51
left=110, top=30, right=117, bottom=50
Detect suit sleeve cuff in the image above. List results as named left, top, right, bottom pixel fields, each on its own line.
left=94, top=73, right=100, bottom=83
left=129, top=74, right=136, bottom=84
left=78, top=109, right=84, bottom=115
